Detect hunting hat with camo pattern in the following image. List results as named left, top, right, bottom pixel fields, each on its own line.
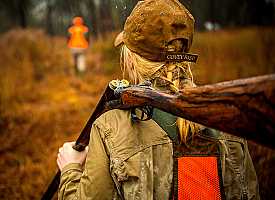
left=114, top=0, right=195, bottom=61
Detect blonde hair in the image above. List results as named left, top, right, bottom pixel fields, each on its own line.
left=120, top=45, right=200, bottom=143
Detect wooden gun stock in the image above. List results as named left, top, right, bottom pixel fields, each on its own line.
left=114, top=74, right=275, bottom=148
left=41, top=74, right=275, bottom=199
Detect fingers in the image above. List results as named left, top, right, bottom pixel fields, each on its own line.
left=57, top=157, right=61, bottom=169
left=57, top=143, right=74, bottom=171
left=57, top=153, right=62, bottom=170
left=56, top=141, right=88, bottom=171
left=57, top=152, right=63, bottom=163
left=63, top=141, right=75, bottom=147
left=62, top=142, right=76, bottom=151
left=68, top=141, right=76, bottom=146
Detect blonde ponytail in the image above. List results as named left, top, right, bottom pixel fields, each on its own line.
left=159, top=61, right=200, bottom=143
left=120, top=44, right=200, bottom=143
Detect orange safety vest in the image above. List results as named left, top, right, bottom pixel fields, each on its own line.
left=68, top=17, right=89, bottom=49
left=177, top=156, right=222, bottom=200
left=172, top=136, right=225, bottom=200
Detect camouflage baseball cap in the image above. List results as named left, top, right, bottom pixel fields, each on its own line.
left=114, top=0, right=195, bottom=62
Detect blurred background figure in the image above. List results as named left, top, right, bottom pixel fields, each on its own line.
left=204, top=21, right=221, bottom=31
left=68, top=16, right=89, bottom=76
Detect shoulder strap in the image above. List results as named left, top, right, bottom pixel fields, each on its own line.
left=152, top=108, right=179, bottom=143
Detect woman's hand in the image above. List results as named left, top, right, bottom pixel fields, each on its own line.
left=57, top=142, right=89, bottom=171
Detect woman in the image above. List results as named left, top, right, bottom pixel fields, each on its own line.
left=57, top=0, right=259, bottom=199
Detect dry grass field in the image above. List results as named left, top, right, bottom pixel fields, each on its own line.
left=0, top=27, right=274, bottom=199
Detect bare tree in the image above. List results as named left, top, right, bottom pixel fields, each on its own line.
left=0, top=0, right=32, bottom=28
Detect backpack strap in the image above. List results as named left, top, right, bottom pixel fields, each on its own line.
left=152, top=108, right=179, bottom=143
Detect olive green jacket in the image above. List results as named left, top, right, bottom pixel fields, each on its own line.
left=58, top=109, right=260, bottom=200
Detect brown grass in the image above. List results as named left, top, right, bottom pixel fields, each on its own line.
left=192, top=27, right=275, bottom=84
left=0, top=27, right=274, bottom=199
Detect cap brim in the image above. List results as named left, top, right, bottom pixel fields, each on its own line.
left=114, top=31, right=124, bottom=47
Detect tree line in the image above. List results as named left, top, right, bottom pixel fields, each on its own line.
left=0, top=0, right=274, bottom=36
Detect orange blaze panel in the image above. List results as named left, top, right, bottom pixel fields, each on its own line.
left=178, top=156, right=221, bottom=200
left=68, top=26, right=89, bottom=49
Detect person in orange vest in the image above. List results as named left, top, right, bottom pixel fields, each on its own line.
left=68, top=16, right=89, bottom=75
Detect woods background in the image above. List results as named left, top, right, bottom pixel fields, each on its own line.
left=0, top=0, right=275, bottom=200
left=1, top=0, right=275, bottom=35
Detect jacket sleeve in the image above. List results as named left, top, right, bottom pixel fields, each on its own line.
left=58, top=123, right=115, bottom=200
left=243, top=141, right=260, bottom=200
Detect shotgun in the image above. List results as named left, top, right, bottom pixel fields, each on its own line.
left=41, top=74, right=275, bottom=200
